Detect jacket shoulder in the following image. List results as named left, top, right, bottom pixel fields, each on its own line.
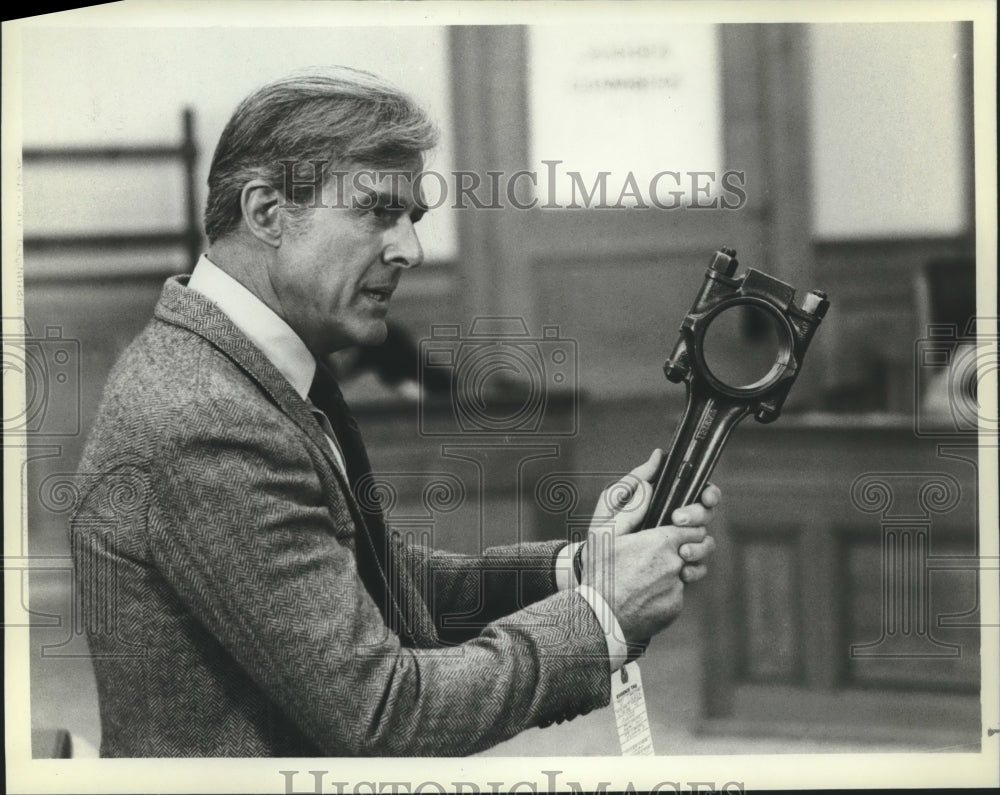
left=80, top=317, right=283, bottom=471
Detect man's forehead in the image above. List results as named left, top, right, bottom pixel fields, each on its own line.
left=324, top=162, right=423, bottom=197
left=351, top=167, right=422, bottom=190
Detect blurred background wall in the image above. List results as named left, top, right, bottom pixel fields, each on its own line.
left=13, top=18, right=985, bottom=757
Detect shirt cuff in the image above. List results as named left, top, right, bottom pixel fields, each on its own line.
left=554, top=541, right=580, bottom=592
left=576, top=584, right=629, bottom=672
left=556, top=541, right=628, bottom=670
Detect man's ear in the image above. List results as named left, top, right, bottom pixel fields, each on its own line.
left=240, top=180, right=285, bottom=247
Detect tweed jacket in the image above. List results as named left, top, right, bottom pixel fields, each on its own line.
left=70, top=276, right=611, bottom=757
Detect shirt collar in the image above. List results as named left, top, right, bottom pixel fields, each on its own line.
left=188, top=254, right=316, bottom=400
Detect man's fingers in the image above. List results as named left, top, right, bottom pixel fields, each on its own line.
left=679, top=535, right=716, bottom=563
left=600, top=449, right=663, bottom=514
left=629, top=448, right=664, bottom=484
left=700, top=482, right=722, bottom=509
left=671, top=502, right=714, bottom=528
left=680, top=563, right=708, bottom=583
left=648, top=523, right=707, bottom=548
left=602, top=460, right=717, bottom=520
left=612, top=478, right=656, bottom=535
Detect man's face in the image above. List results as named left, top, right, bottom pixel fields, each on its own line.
left=269, top=163, right=425, bottom=356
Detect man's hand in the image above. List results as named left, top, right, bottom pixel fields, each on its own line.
left=588, top=449, right=720, bottom=576
left=582, top=450, right=720, bottom=644
left=587, top=448, right=664, bottom=538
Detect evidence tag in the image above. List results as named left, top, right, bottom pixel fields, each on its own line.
left=611, top=661, right=655, bottom=756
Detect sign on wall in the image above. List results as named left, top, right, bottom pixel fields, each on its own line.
left=528, top=25, right=723, bottom=209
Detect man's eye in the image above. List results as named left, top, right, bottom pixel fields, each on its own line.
left=371, top=206, right=401, bottom=221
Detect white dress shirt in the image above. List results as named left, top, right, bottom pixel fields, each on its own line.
left=187, top=254, right=627, bottom=669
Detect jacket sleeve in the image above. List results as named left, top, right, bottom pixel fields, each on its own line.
left=147, top=390, right=610, bottom=756
left=393, top=540, right=569, bottom=644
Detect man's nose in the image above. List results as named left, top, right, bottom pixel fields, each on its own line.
left=383, top=216, right=424, bottom=269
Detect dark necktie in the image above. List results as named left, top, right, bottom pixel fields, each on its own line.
left=308, top=364, right=411, bottom=641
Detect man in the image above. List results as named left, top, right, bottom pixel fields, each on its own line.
left=71, top=67, right=719, bottom=757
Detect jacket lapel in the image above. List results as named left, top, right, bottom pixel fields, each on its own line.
left=154, top=276, right=338, bottom=470
left=153, top=276, right=438, bottom=646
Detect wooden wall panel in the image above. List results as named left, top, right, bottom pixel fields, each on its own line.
left=702, top=421, right=981, bottom=742
left=734, top=530, right=804, bottom=683
left=812, top=237, right=973, bottom=415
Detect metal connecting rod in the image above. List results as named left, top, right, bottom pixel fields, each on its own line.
left=641, top=248, right=830, bottom=530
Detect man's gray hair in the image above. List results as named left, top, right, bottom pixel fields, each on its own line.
left=204, top=66, right=439, bottom=243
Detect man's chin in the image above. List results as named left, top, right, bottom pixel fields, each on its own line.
left=354, top=321, right=389, bottom=347
left=322, top=320, right=388, bottom=355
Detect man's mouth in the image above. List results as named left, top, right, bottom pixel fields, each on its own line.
left=361, top=287, right=394, bottom=304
